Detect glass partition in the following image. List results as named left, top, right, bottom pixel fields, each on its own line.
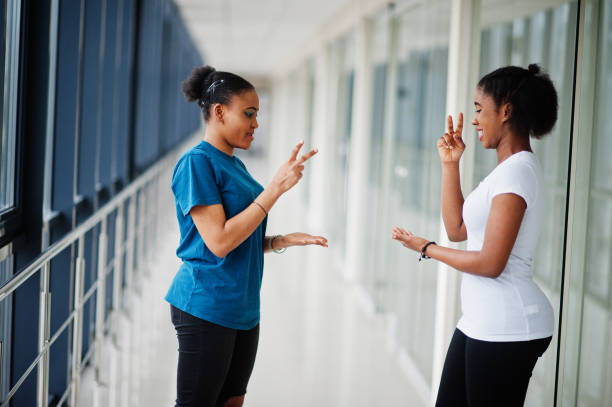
left=563, top=0, right=612, bottom=405
left=378, top=0, right=451, bottom=386
left=329, top=35, right=355, bottom=262
left=362, top=14, right=390, bottom=301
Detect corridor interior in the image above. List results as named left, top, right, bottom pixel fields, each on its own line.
left=77, top=150, right=426, bottom=407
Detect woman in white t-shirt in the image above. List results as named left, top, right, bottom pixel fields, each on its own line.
left=391, top=64, right=558, bottom=407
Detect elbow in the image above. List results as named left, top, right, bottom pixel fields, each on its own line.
left=208, top=242, right=230, bottom=258
left=484, top=263, right=505, bottom=278
left=447, top=232, right=463, bottom=242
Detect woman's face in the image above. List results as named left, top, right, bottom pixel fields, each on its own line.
left=471, top=87, right=506, bottom=149
left=219, top=89, right=259, bottom=150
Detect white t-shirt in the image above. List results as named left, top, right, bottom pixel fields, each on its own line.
left=457, top=151, right=554, bottom=342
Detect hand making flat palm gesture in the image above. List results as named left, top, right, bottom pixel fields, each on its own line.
left=437, top=113, right=465, bottom=163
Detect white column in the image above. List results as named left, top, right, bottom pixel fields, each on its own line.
left=431, top=0, right=481, bottom=403
left=308, top=46, right=335, bottom=232
left=344, top=18, right=374, bottom=282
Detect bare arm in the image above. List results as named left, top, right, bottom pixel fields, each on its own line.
left=191, top=141, right=318, bottom=258
left=392, top=193, right=526, bottom=278
left=438, top=114, right=467, bottom=241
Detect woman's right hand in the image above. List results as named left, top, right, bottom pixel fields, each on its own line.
left=270, top=141, right=318, bottom=194
left=437, top=113, right=465, bottom=163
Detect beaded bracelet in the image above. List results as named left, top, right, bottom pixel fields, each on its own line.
left=419, top=241, right=437, bottom=261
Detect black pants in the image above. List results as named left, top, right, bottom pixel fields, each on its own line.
left=436, top=328, right=551, bottom=407
left=170, top=305, right=260, bottom=407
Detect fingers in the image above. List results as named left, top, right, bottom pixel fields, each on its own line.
left=391, top=227, right=412, bottom=240
left=455, top=112, right=463, bottom=136
left=289, top=140, right=304, bottom=162
left=297, top=148, right=318, bottom=165
left=299, top=235, right=328, bottom=247
left=439, top=133, right=453, bottom=150
left=311, top=236, right=328, bottom=247
left=447, top=115, right=454, bottom=135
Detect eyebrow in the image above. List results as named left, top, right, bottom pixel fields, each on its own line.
left=245, top=106, right=259, bottom=111
left=474, top=102, right=482, bottom=107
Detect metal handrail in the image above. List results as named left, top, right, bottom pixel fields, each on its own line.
left=0, top=134, right=196, bottom=406
left=0, top=152, right=166, bottom=302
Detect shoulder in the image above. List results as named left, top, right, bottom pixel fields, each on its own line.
left=486, top=152, right=541, bottom=207
left=234, top=156, right=248, bottom=171
left=172, top=147, right=216, bottom=181
left=490, top=152, right=539, bottom=183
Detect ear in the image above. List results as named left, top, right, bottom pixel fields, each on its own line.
left=213, top=104, right=224, bottom=123
left=501, top=103, right=512, bottom=123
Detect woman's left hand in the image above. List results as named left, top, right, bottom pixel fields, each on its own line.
left=391, top=227, right=428, bottom=252
left=276, top=233, right=328, bottom=249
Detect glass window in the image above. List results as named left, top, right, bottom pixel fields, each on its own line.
left=0, top=0, right=22, bottom=214
left=379, top=0, right=451, bottom=386
left=329, top=34, right=355, bottom=262
left=362, top=13, right=389, bottom=302
left=564, top=0, right=612, bottom=405
left=475, top=1, right=578, bottom=405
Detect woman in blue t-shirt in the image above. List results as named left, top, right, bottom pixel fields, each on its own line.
left=166, top=65, right=327, bottom=407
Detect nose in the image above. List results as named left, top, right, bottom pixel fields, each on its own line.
left=471, top=115, right=478, bottom=125
left=253, top=118, right=259, bottom=129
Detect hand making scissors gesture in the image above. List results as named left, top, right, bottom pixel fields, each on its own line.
left=272, top=140, right=318, bottom=193
left=437, top=113, right=465, bottom=163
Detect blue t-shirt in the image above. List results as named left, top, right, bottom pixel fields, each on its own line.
left=165, top=140, right=266, bottom=330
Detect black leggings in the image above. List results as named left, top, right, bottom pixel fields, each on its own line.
left=435, top=329, right=551, bottom=407
left=170, top=305, right=259, bottom=407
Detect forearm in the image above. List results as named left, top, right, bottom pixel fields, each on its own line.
left=440, top=162, right=465, bottom=240
left=216, top=185, right=281, bottom=256
left=424, top=244, right=503, bottom=278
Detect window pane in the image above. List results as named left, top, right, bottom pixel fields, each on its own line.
left=329, top=35, right=355, bottom=261
left=380, top=0, right=451, bottom=386
left=572, top=1, right=612, bottom=405
left=1, top=2, right=11, bottom=212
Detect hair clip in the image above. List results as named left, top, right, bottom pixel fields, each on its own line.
left=206, top=79, right=225, bottom=94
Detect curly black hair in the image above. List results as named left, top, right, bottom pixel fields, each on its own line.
left=477, top=64, right=558, bottom=139
left=181, top=65, right=254, bottom=121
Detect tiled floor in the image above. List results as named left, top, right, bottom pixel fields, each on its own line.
left=80, top=153, right=426, bottom=407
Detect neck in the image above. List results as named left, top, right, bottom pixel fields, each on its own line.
left=204, top=127, right=234, bottom=156
left=496, top=131, right=532, bottom=163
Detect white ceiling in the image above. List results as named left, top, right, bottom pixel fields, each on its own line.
left=174, top=0, right=355, bottom=80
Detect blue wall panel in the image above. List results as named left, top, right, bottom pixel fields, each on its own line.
left=78, top=0, right=102, bottom=215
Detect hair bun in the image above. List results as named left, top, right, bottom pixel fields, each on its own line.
left=181, top=65, right=216, bottom=103
left=528, top=63, right=541, bottom=75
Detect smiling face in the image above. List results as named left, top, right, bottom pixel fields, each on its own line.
left=213, top=89, right=259, bottom=151
left=472, top=87, right=507, bottom=149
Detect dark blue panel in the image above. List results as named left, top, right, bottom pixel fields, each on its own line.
left=80, top=228, right=97, bottom=357
left=158, top=18, right=175, bottom=153
left=99, top=0, right=119, bottom=201
left=52, top=1, right=82, bottom=230
left=133, top=0, right=163, bottom=171
left=116, top=0, right=136, bottom=187
left=78, top=0, right=103, bottom=212
left=48, top=330, right=70, bottom=405
left=11, top=274, right=39, bottom=407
